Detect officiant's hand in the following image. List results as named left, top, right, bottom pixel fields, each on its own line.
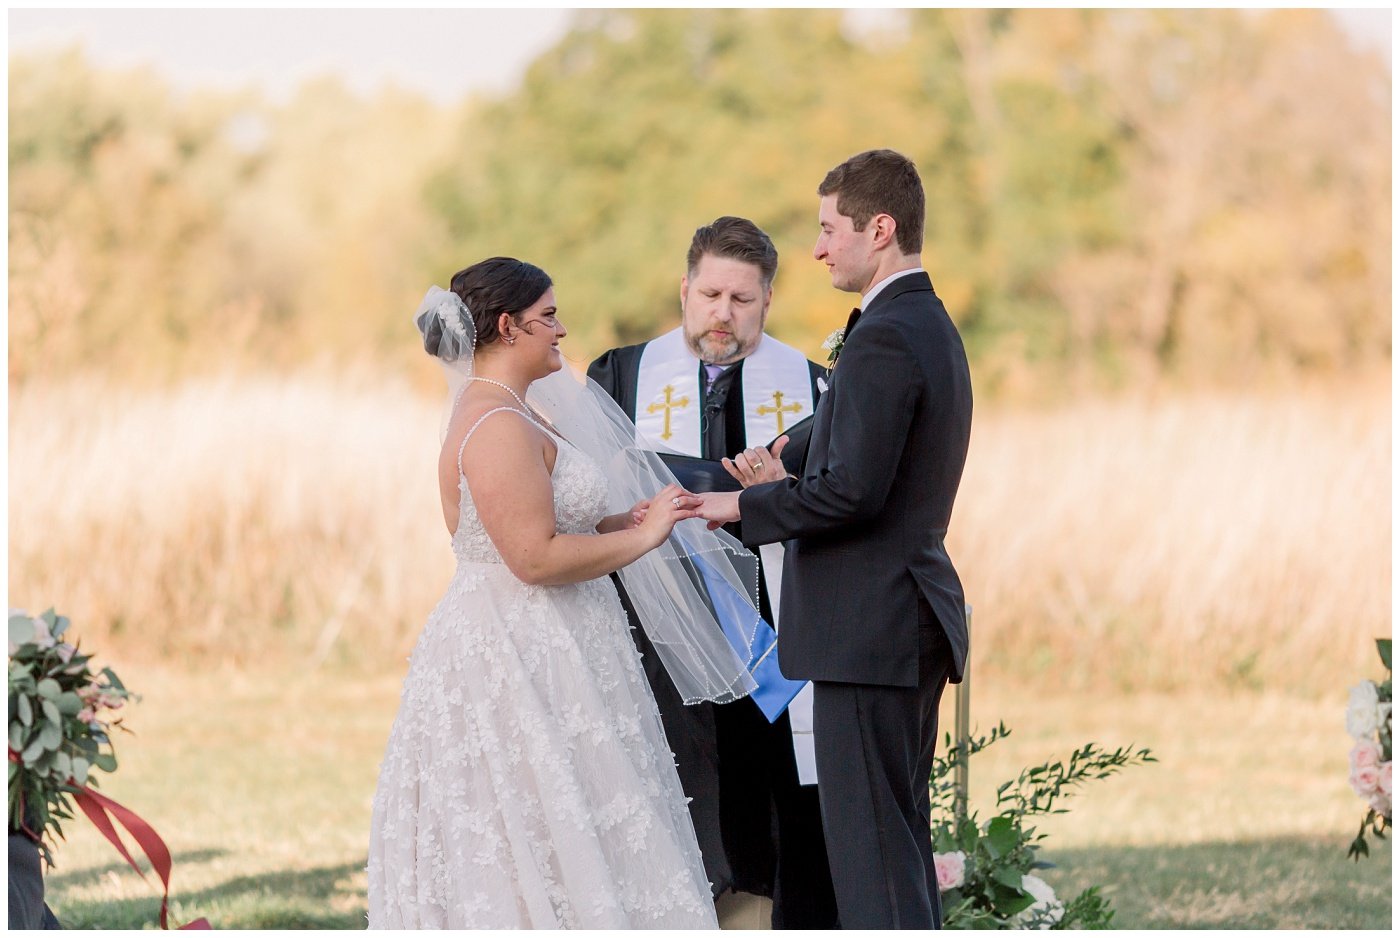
left=723, top=436, right=789, bottom=488
left=693, top=491, right=742, bottom=530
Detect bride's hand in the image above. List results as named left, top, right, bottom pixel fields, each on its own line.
left=624, top=499, right=650, bottom=529
left=638, top=484, right=701, bottom=547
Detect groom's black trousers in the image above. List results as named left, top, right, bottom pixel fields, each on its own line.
left=812, top=603, right=953, bottom=930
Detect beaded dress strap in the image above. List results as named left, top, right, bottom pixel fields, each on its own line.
left=457, top=407, right=539, bottom=478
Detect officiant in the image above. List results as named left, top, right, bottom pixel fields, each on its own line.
left=587, top=216, right=836, bottom=929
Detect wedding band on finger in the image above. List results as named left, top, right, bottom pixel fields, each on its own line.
left=752, top=460, right=764, bottom=471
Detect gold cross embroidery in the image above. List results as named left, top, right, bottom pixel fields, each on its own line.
left=757, top=390, right=803, bottom=436
left=646, top=384, right=691, bottom=441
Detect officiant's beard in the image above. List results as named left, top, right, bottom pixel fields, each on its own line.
left=686, top=328, right=739, bottom=364
left=684, top=321, right=765, bottom=365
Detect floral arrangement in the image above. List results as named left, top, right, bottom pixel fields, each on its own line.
left=8, top=608, right=134, bottom=865
left=1346, top=638, right=1391, bottom=860
left=930, top=724, right=1154, bottom=929
left=821, top=328, right=845, bottom=366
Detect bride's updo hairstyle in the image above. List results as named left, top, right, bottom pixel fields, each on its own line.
left=416, top=257, right=552, bottom=361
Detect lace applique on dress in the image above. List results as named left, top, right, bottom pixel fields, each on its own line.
left=366, top=411, right=715, bottom=928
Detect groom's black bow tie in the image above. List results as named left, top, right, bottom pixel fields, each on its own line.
left=844, top=306, right=863, bottom=335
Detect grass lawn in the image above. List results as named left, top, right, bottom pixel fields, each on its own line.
left=39, top=666, right=1391, bottom=929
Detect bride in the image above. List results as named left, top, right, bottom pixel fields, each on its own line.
left=367, top=257, right=760, bottom=928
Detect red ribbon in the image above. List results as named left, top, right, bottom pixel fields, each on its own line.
left=11, top=749, right=210, bottom=929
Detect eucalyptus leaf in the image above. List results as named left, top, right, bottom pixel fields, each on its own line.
left=33, top=750, right=57, bottom=774
left=55, top=692, right=82, bottom=716
left=71, top=757, right=90, bottom=785
left=21, top=737, right=45, bottom=765
left=51, top=615, right=70, bottom=639
left=17, top=693, right=33, bottom=727
left=38, top=723, right=62, bottom=751
left=36, top=678, right=60, bottom=700
left=54, top=751, right=72, bottom=780
left=9, top=721, right=25, bottom=751
left=8, top=617, right=33, bottom=647
left=41, top=700, right=61, bottom=726
left=101, top=667, right=127, bottom=692
left=93, top=752, right=117, bottom=773
left=1378, top=638, right=1392, bottom=672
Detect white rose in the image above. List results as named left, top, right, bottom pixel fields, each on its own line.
left=1014, top=874, right=1065, bottom=930
left=1348, top=682, right=1382, bottom=739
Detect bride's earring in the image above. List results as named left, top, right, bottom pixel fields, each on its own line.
left=503, top=333, right=516, bottom=345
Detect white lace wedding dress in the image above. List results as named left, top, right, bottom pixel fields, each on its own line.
left=367, top=408, right=717, bottom=928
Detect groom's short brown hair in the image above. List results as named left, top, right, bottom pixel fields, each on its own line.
left=818, top=149, right=925, bottom=255
left=686, top=216, right=779, bottom=288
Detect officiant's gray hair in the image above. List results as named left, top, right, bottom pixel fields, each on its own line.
left=686, top=216, right=779, bottom=289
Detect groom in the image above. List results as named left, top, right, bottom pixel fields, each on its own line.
left=695, top=149, right=973, bottom=929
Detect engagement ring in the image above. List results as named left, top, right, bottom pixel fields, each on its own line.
left=672, top=497, right=681, bottom=508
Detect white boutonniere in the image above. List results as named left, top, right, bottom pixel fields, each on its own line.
left=821, top=328, right=845, bottom=366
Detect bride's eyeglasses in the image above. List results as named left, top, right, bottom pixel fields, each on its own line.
left=517, top=311, right=561, bottom=334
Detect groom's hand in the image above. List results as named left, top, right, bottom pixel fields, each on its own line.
left=722, top=436, right=789, bottom=488
left=693, top=491, right=742, bottom=530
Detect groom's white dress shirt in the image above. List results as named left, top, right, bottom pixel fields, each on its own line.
left=862, top=267, right=926, bottom=310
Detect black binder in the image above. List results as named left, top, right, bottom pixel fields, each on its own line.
left=655, top=414, right=816, bottom=494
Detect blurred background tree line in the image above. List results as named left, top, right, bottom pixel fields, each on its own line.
left=9, top=8, right=1389, bottom=399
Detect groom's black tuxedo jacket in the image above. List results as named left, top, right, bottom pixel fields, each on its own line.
left=739, top=271, right=972, bottom=687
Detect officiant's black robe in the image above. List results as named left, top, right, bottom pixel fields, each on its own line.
left=588, top=343, right=836, bottom=928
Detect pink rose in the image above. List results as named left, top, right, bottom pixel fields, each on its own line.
left=1380, top=761, right=1392, bottom=796
left=77, top=707, right=94, bottom=723
left=933, top=851, right=966, bottom=892
left=1351, top=764, right=1381, bottom=795
left=1368, top=790, right=1391, bottom=817
left=1352, top=739, right=1383, bottom=769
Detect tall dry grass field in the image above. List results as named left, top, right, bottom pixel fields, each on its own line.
left=9, top=375, right=1389, bottom=692
left=950, top=379, right=1390, bottom=694
left=9, top=375, right=452, bottom=667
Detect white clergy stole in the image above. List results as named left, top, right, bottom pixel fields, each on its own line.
left=635, top=326, right=819, bottom=784
left=634, top=327, right=815, bottom=456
